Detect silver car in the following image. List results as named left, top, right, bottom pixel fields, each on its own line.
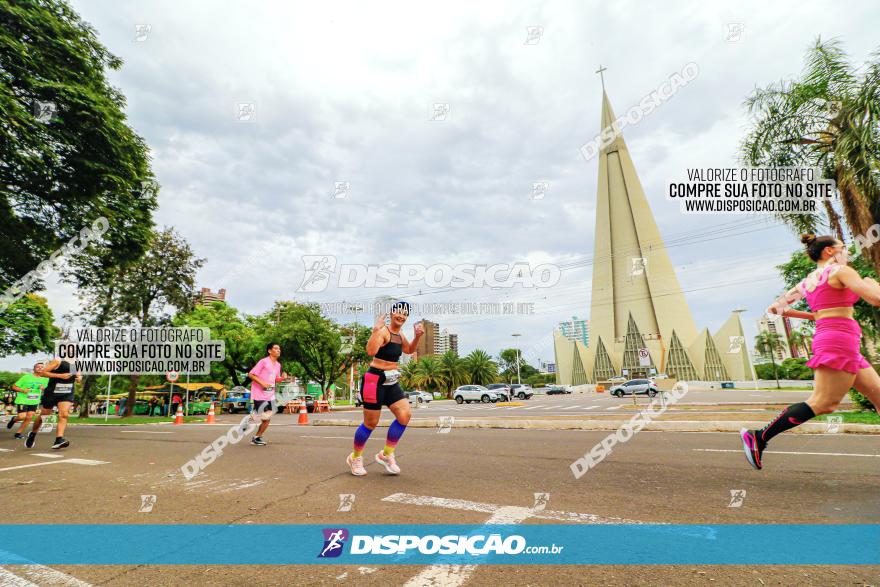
left=609, top=379, right=659, bottom=397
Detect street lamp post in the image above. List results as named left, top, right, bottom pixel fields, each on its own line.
left=512, top=333, right=522, bottom=385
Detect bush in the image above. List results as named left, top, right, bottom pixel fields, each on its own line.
left=849, top=389, right=877, bottom=412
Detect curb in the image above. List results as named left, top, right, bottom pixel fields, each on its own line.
left=313, top=418, right=880, bottom=435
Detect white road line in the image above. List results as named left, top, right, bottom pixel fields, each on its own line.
left=582, top=406, right=599, bottom=410
left=695, top=449, right=880, bottom=458
left=31, top=454, right=63, bottom=459
left=0, top=459, right=108, bottom=473
left=607, top=405, right=622, bottom=410
left=561, top=406, right=581, bottom=410
left=388, top=493, right=644, bottom=587
left=0, top=449, right=13, bottom=453
left=522, top=406, right=541, bottom=411
left=0, top=567, right=39, bottom=586
left=13, top=565, right=92, bottom=587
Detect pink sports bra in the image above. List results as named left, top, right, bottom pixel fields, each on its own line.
left=799, top=263, right=860, bottom=311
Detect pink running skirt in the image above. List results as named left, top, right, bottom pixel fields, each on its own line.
left=806, top=317, right=871, bottom=374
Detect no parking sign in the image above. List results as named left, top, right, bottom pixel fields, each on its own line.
left=637, top=348, right=650, bottom=366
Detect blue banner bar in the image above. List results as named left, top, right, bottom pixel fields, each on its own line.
left=0, top=525, right=877, bottom=565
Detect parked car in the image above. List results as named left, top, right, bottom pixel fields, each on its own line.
left=406, top=391, right=433, bottom=405
left=453, top=385, right=501, bottom=404
left=221, top=388, right=250, bottom=414
left=609, top=379, right=659, bottom=397
left=486, top=384, right=511, bottom=401
left=508, top=384, right=534, bottom=400
left=546, top=385, right=572, bottom=395
left=411, top=390, right=432, bottom=403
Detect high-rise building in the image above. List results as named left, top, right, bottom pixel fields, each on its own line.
left=553, top=87, right=751, bottom=384
left=436, top=329, right=459, bottom=355
left=415, top=319, right=439, bottom=359
left=195, top=287, right=226, bottom=305
left=558, top=317, right=589, bottom=347
left=757, top=314, right=793, bottom=362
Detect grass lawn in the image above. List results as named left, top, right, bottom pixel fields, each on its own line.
left=815, top=411, right=880, bottom=425
left=69, top=415, right=206, bottom=425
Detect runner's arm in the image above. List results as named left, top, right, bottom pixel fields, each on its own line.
left=836, top=266, right=880, bottom=306
left=35, top=358, right=71, bottom=379
left=366, top=315, right=390, bottom=355
left=401, top=322, right=424, bottom=354
left=766, top=284, right=804, bottom=316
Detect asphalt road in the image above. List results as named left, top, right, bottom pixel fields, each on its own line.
left=0, top=413, right=877, bottom=586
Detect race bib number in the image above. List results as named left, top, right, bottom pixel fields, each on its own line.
left=54, top=383, right=73, bottom=394
left=383, top=369, right=400, bottom=386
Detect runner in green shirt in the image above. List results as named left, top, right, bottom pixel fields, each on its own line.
left=6, top=363, right=48, bottom=439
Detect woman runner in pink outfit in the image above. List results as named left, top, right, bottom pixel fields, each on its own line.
left=741, top=234, right=880, bottom=470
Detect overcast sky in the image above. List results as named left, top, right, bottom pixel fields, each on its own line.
left=4, top=0, right=879, bottom=371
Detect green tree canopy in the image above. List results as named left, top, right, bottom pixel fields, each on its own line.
left=0, top=293, right=59, bottom=355
left=0, top=0, right=157, bottom=292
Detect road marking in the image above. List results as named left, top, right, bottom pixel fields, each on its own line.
left=607, top=405, right=622, bottom=410
left=12, top=565, right=93, bottom=586
left=0, top=459, right=108, bottom=473
left=695, top=449, right=880, bottom=458
left=522, top=406, right=541, bottom=410
left=0, top=567, right=38, bottom=586
left=387, top=493, right=645, bottom=587
left=120, top=430, right=173, bottom=434
left=0, top=449, right=13, bottom=453
left=31, top=453, right=63, bottom=459
left=561, top=406, right=581, bottom=410
left=582, top=406, right=599, bottom=410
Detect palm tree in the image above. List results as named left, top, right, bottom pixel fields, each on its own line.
left=755, top=331, right=785, bottom=389
left=741, top=38, right=880, bottom=274
left=463, top=349, right=499, bottom=385
left=438, top=351, right=469, bottom=398
left=411, top=356, right=447, bottom=394
left=788, top=326, right=812, bottom=359
left=400, top=360, right=418, bottom=390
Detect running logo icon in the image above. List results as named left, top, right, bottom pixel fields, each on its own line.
left=298, top=255, right=337, bottom=292
left=728, top=489, right=746, bottom=508
left=318, top=528, right=349, bottom=558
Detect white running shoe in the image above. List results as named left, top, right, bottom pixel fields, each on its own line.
left=375, top=452, right=400, bottom=475
left=347, top=453, right=367, bottom=476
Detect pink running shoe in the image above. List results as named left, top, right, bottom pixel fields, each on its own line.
left=347, top=453, right=367, bottom=476
left=375, top=452, right=401, bottom=475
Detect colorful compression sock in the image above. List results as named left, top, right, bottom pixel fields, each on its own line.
left=756, top=401, right=816, bottom=447
left=352, top=424, right=373, bottom=458
left=383, top=420, right=407, bottom=456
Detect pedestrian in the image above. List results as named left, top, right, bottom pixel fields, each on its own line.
left=347, top=302, right=423, bottom=476
left=6, top=362, right=48, bottom=439
left=247, top=342, right=282, bottom=446
left=742, top=234, right=880, bottom=469
left=27, top=358, right=81, bottom=450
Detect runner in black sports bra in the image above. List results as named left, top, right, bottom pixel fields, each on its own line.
left=347, top=301, right=425, bottom=477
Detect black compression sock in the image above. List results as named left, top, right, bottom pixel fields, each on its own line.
left=758, top=402, right=816, bottom=446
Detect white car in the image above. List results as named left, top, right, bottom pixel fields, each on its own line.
left=453, top=385, right=501, bottom=404
left=407, top=390, right=433, bottom=404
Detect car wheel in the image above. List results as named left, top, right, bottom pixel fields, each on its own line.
left=455, top=396, right=464, bottom=404
left=648, top=390, right=657, bottom=397
left=418, top=397, right=424, bottom=404
left=517, top=393, right=525, bottom=399
left=481, top=395, right=490, bottom=403
left=613, top=391, right=621, bottom=397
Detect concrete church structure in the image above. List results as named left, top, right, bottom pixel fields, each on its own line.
left=554, top=88, right=752, bottom=384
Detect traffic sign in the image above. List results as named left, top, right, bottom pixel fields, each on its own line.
left=166, top=371, right=179, bottom=382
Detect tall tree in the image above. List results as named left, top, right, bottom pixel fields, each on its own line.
left=741, top=38, right=880, bottom=273
left=410, top=356, right=447, bottom=394
left=755, top=332, right=785, bottom=389
left=115, top=227, right=205, bottom=416
left=0, top=0, right=157, bottom=292
left=173, top=302, right=261, bottom=387
left=438, top=351, right=468, bottom=398
left=0, top=293, right=59, bottom=355
left=463, top=349, right=499, bottom=386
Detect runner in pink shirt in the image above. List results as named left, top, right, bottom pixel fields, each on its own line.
left=248, top=342, right=282, bottom=446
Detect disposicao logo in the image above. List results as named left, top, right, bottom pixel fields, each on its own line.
left=318, top=528, right=349, bottom=558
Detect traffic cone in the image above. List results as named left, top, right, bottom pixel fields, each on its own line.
left=297, top=403, right=309, bottom=425
left=173, top=405, right=184, bottom=425
left=206, top=402, right=216, bottom=424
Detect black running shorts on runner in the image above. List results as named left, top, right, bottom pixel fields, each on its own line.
left=360, top=367, right=407, bottom=410
left=14, top=404, right=38, bottom=413
left=41, top=393, right=74, bottom=409
left=252, top=399, right=274, bottom=417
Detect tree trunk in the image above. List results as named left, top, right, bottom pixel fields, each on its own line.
left=837, top=173, right=879, bottom=274
left=78, top=376, right=95, bottom=418
left=124, top=374, right=140, bottom=417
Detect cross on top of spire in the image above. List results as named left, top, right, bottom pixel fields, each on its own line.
left=595, top=65, right=607, bottom=90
